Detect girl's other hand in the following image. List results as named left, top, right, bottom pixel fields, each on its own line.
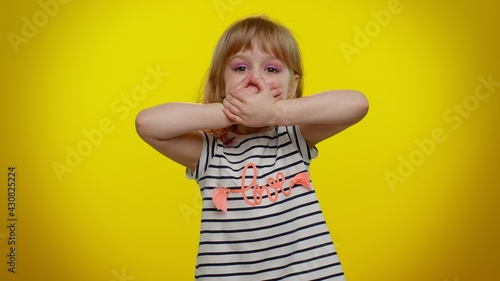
left=223, top=74, right=282, bottom=127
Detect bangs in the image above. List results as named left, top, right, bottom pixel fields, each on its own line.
left=220, top=17, right=299, bottom=71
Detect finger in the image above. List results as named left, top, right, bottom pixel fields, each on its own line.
left=223, top=107, right=241, bottom=124
left=222, top=107, right=234, bottom=120
left=227, top=88, right=246, bottom=102
left=268, top=82, right=278, bottom=90
left=223, top=97, right=234, bottom=111
left=250, top=77, right=270, bottom=93
left=223, top=97, right=230, bottom=107
left=226, top=89, right=246, bottom=102
left=270, top=87, right=283, bottom=98
left=224, top=91, right=233, bottom=103
left=236, top=73, right=253, bottom=90
left=247, top=85, right=259, bottom=94
left=223, top=98, right=240, bottom=115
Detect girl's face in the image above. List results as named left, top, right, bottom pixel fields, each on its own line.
left=224, top=47, right=299, bottom=100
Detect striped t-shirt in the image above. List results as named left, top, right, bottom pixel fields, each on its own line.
left=188, top=126, right=345, bottom=280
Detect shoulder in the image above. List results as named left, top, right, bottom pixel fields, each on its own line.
left=282, top=126, right=318, bottom=161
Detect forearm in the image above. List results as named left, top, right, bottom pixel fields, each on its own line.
left=135, top=102, right=233, bottom=140
left=274, top=90, right=369, bottom=126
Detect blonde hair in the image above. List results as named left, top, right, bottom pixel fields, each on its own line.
left=201, top=15, right=303, bottom=104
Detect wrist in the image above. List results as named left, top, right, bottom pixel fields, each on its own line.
left=271, top=100, right=288, bottom=126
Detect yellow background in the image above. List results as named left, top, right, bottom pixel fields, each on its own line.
left=1, top=0, right=499, bottom=280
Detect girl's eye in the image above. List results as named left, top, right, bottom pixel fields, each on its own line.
left=265, top=67, right=281, bottom=73
left=233, top=66, right=248, bottom=72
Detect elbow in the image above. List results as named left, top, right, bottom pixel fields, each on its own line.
left=346, top=90, right=369, bottom=123
left=135, top=110, right=151, bottom=140
left=355, top=90, right=369, bottom=119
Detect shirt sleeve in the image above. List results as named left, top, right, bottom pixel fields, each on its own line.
left=287, top=125, right=318, bottom=164
left=185, top=131, right=216, bottom=180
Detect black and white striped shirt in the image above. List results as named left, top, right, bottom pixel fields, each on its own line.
left=188, top=126, right=345, bottom=280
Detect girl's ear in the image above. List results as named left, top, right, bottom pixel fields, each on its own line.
left=287, top=74, right=300, bottom=99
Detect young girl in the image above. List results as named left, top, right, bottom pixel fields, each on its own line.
left=136, top=15, right=368, bottom=280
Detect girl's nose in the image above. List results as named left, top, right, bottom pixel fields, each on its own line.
left=250, top=69, right=262, bottom=79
